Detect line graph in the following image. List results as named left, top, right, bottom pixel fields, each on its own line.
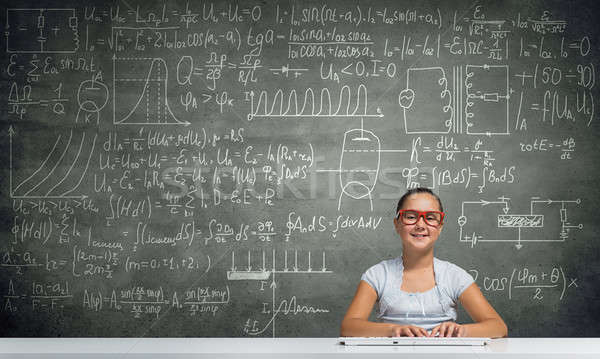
left=9, top=126, right=95, bottom=200
left=246, top=84, right=383, bottom=120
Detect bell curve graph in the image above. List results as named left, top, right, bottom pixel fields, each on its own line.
left=112, top=55, right=190, bottom=126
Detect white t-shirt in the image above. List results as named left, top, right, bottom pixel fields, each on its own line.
left=361, top=257, right=474, bottom=330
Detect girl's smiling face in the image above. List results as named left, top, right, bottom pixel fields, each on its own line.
left=394, top=193, right=444, bottom=252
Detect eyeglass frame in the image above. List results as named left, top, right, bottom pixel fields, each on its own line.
left=396, top=209, right=445, bottom=227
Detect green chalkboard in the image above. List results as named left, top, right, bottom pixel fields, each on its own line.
left=1, top=0, right=599, bottom=337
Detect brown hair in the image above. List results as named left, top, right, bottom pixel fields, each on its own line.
left=395, top=187, right=444, bottom=214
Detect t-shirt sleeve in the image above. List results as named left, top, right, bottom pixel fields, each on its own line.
left=446, top=263, right=475, bottom=301
left=360, top=262, right=385, bottom=299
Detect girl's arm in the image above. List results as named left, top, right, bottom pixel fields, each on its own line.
left=340, top=281, right=428, bottom=337
left=459, top=283, right=508, bottom=338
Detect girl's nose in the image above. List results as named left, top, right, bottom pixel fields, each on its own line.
left=415, top=216, right=427, bottom=228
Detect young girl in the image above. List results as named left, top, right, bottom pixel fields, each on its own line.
left=340, top=188, right=507, bottom=338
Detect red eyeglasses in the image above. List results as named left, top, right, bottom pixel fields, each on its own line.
left=397, top=210, right=445, bottom=227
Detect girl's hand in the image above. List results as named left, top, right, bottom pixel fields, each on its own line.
left=390, top=324, right=429, bottom=337
left=430, top=322, right=466, bottom=337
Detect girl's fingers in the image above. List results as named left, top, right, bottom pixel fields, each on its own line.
left=429, top=323, right=464, bottom=338
left=409, top=326, right=426, bottom=337
left=444, top=324, right=453, bottom=337
left=449, top=324, right=460, bottom=337
left=454, top=325, right=462, bottom=337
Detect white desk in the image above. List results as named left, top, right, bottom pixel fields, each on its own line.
left=0, top=338, right=599, bottom=358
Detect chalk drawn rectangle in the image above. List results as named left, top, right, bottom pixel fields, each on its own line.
left=497, top=215, right=544, bottom=228
left=227, top=271, right=271, bottom=280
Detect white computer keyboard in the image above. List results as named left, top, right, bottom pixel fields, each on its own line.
left=339, top=336, right=491, bottom=346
